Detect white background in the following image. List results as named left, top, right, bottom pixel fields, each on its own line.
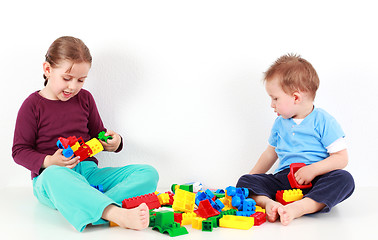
left=1, top=0, right=377, bottom=190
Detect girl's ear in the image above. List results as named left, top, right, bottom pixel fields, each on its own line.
left=43, top=62, right=51, bottom=78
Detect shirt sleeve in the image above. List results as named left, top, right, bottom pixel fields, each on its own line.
left=84, top=90, right=106, bottom=139
left=317, top=111, right=345, bottom=148
left=12, top=96, right=47, bottom=176
left=83, top=90, right=124, bottom=153
left=268, top=117, right=280, bottom=148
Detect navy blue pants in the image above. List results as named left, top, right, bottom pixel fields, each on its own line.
left=236, top=168, right=355, bottom=212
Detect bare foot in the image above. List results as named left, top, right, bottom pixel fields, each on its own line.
left=265, top=200, right=283, bottom=222
left=277, top=198, right=326, bottom=226
left=102, top=203, right=150, bottom=230
left=277, top=205, right=297, bottom=225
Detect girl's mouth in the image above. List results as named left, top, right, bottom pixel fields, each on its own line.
left=63, top=91, right=72, bottom=98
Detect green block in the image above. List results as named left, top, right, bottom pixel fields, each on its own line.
left=152, top=210, right=189, bottom=237
left=98, top=131, right=113, bottom=142
left=202, top=220, right=213, bottom=232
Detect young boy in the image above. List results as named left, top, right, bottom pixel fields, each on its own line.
left=236, top=54, right=354, bottom=225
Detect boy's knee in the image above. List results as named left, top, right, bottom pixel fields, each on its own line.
left=236, top=174, right=255, bottom=188
left=336, top=170, right=355, bottom=189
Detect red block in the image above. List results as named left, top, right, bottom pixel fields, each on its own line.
left=195, top=199, right=220, bottom=219
left=122, top=193, right=161, bottom=210
left=174, top=212, right=183, bottom=224
left=275, top=190, right=294, bottom=206
left=251, top=212, right=266, bottom=226
left=287, top=163, right=312, bottom=189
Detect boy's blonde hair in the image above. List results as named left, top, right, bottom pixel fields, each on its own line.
left=264, top=54, right=319, bottom=100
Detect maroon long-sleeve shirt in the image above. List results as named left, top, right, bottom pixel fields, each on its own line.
left=12, top=89, right=120, bottom=179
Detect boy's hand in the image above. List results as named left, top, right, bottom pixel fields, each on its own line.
left=43, top=149, right=80, bottom=169
left=99, top=130, right=121, bottom=152
left=294, top=165, right=317, bottom=185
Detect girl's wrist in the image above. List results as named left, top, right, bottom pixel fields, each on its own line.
left=42, top=155, right=51, bottom=168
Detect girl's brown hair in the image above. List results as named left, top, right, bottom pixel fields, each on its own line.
left=44, top=36, right=92, bottom=86
left=264, top=54, right=319, bottom=100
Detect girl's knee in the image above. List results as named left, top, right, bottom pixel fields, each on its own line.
left=40, top=165, right=70, bottom=178
left=138, top=164, right=159, bottom=184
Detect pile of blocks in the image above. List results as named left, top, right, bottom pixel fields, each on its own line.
left=114, top=184, right=267, bottom=237
left=110, top=163, right=313, bottom=237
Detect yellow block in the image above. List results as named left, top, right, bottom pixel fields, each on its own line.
left=157, top=193, right=170, bottom=205
left=192, top=217, right=206, bottom=230
left=219, top=215, right=254, bottom=230
left=172, top=189, right=195, bottom=212
left=86, top=138, right=104, bottom=157
left=255, top=205, right=266, bottom=213
left=283, top=189, right=303, bottom=202
left=181, top=212, right=197, bottom=225
left=71, top=142, right=80, bottom=152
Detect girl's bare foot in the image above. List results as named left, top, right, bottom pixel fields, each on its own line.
left=102, top=203, right=149, bottom=230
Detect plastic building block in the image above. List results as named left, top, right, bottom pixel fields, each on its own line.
left=152, top=210, right=188, bottom=237
left=122, top=193, right=161, bottom=210
left=195, top=199, right=220, bottom=219
left=288, top=163, right=313, bottom=189
left=220, top=209, right=237, bottom=216
left=236, top=198, right=256, bottom=216
left=91, top=184, right=104, bottom=193
left=157, top=192, right=171, bottom=205
left=181, top=212, right=197, bottom=225
left=251, top=212, right=266, bottom=226
left=283, top=189, right=303, bottom=202
left=171, top=184, right=194, bottom=193
left=98, top=131, right=113, bottom=143
left=172, top=189, right=196, bottom=212
left=191, top=217, right=206, bottom=230
left=174, top=212, right=183, bottom=224
left=109, top=221, right=118, bottom=227
left=255, top=205, right=266, bottom=213
left=56, top=135, right=104, bottom=162
left=219, top=215, right=254, bottom=230
left=149, top=214, right=156, bottom=227
left=85, top=138, right=104, bottom=157
left=207, top=215, right=221, bottom=228
left=276, top=190, right=295, bottom=205
left=202, top=220, right=213, bottom=232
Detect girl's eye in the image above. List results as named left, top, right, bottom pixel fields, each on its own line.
left=63, top=77, right=71, bottom=81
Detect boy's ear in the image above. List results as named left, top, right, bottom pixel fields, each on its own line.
left=43, top=62, right=51, bottom=77
left=293, top=91, right=302, bottom=103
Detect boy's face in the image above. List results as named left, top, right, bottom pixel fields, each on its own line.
left=43, top=60, right=91, bottom=101
left=265, top=76, right=297, bottom=119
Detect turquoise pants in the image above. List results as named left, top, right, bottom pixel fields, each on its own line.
left=33, top=161, right=159, bottom=232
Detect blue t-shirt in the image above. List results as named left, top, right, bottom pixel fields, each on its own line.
left=268, top=108, right=345, bottom=173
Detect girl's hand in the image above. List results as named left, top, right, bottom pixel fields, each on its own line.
left=294, top=165, right=317, bottom=185
left=43, top=149, right=80, bottom=169
left=99, top=130, right=121, bottom=152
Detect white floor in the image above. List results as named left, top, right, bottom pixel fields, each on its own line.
left=1, top=186, right=376, bottom=240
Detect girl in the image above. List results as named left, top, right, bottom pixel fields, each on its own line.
left=12, top=36, right=159, bottom=232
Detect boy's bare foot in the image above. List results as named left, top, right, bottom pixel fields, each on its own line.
left=277, top=198, right=326, bottom=226
left=102, top=203, right=150, bottom=230
left=277, top=205, right=297, bottom=225
left=265, top=200, right=283, bottom=222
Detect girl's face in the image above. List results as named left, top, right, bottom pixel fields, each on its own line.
left=42, top=60, right=91, bottom=101
left=265, top=77, right=298, bottom=119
